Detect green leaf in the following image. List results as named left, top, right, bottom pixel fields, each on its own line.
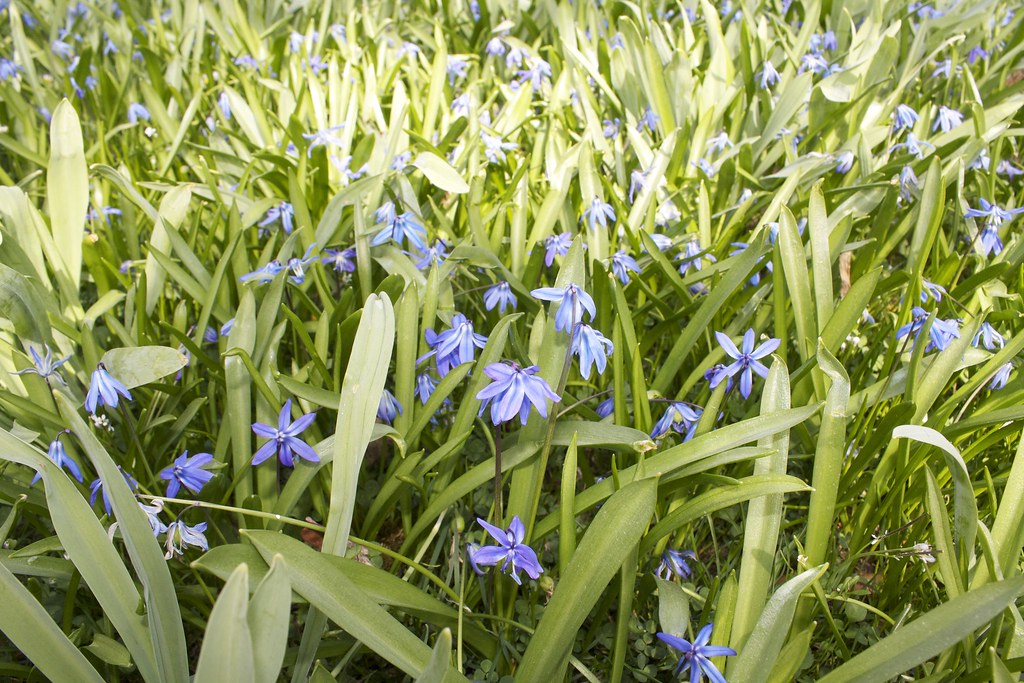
left=656, top=578, right=690, bottom=637
left=0, top=262, right=57, bottom=344
left=415, top=629, right=452, bottom=683
left=85, top=633, right=133, bottom=668
left=412, top=152, right=469, bottom=194
left=100, top=346, right=189, bottom=391
left=248, top=555, right=291, bottom=683
left=47, top=99, right=88, bottom=291
left=194, top=564, right=255, bottom=683
left=817, top=577, right=1024, bottom=683
left=517, top=479, right=657, bottom=681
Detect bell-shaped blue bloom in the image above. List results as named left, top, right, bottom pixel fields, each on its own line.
left=159, top=451, right=215, bottom=498
left=416, top=374, right=439, bottom=405
left=834, top=150, right=854, bottom=174
left=32, top=431, right=83, bottom=485
left=484, top=281, right=518, bottom=313
left=472, top=516, right=544, bottom=585
left=602, top=118, right=621, bottom=138
left=85, top=363, right=133, bottom=414
left=251, top=399, right=319, bottom=467
left=758, top=60, right=780, bottom=89
left=377, top=389, right=403, bottom=424
left=657, top=624, right=736, bottom=683
left=610, top=250, right=641, bottom=285
left=710, top=330, right=781, bottom=398
left=895, top=307, right=961, bottom=352
left=977, top=226, right=1003, bottom=257
left=637, top=105, right=660, bottom=132
left=89, top=468, right=138, bottom=516
left=656, top=548, right=698, bottom=580
left=581, top=197, right=616, bottom=231
left=415, top=240, right=448, bottom=270
left=482, top=132, right=517, bottom=163
left=419, top=313, right=489, bottom=378
left=595, top=394, right=615, bottom=418
left=543, top=233, right=572, bottom=267
left=572, top=324, right=613, bottom=379
left=371, top=211, right=427, bottom=251
left=127, top=102, right=150, bottom=124
left=531, top=283, right=596, bottom=333
left=13, top=345, right=72, bottom=385
left=973, top=322, right=1005, bottom=350
left=932, top=106, right=963, bottom=133
left=677, top=240, right=716, bottom=280
left=476, top=362, right=561, bottom=425
left=321, top=247, right=356, bottom=273
left=651, top=402, right=703, bottom=440
left=139, top=501, right=167, bottom=537
left=516, top=56, right=551, bottom=92
left=164, top=520, right=209, bottom=558
left=990, top=363, right=1013, bottom=390
left=891, top=104, right=919, bottom=131
left=921, top=280, right=946, bottom=303
left=239, top=260, right=286, bottom=284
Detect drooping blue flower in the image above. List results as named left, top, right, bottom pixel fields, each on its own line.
left=990, top=362, right=1013, bottom=390
left=657, top=624, right=736, bottom=683
left=973, top=322, right=1005, bottom=350
left=581, top=197, right=616, bottom=231
left=159, top=451, right=215, bottom=498
left=932, top=106, right=963, bottom=133
left=321, top=247, right=356, bottom=273
left=285, top=245, right=320, bottom=285
left=899, top=166, right=920, bottom=202
left=891, top=104, right=919, bottom=131
left=164, top=520, right=209, bottom=557
left=476, top=362, right=561, bottom=425
left=302, top=124, right=345, bottom=157
left=544, top=233, right=572, bottom=267
left=239, top=260, right=285, bottom=284
left=595, top=394, right=615, bottom=418
left=710, top=330, right=781, bottom=398
left=377, top=389, right=403, bottom=424
left=651, top=402, right=703, bottom=440
left=251, top=399, right=319, bottom=467
left=32, top=431, right=83, bottom=485
left=834, top=150, right=854, bottom=174
left=471, top=516, right=544, bottom=585
left=921, top=280, right=946, bottom=303
left=610, top=250, right=641, bottom=285
left=602, top=118, right=621, bottom=138
left=531, top=283, right=597, bottom=333
left=481, top=132, right=517, bottom=163
left=971, top=149, right=991, bottom=171
left=648, top=234, right=674, bottom=252
left=0, top=57, right=23, bottom=82
left=415, top=240, right=448, bottom=270
left=637, top=105, right=660, bottom=133
left=13, top=345, right=72, bottom=385
left=419, top=313, right=489, bottom=377
left=138, top=501, right=167, bottom=537
left=895, top=307, right=961, bottom=352
left=572, top=324, right=614, bottom=379
left=259, top=201, right=295, bottom=234
left=516, top=56, right=552, bottom=92
left=706, top=132, right=733, bottom=154
left=416, top=373, right=439, bottom=404
left=484, top=281, right=518, bottom=313
left=485, top=36, right=507, bottom=56
left=932, top=59, right=952, bottom=78
left=446, top=56, right=469, bottom=84
left=89, top=468, right=138, bottom=516
left=127, top=102, right=150, bottom=124
left=968, top=46, right=989, bottom=64
left=371, top=211, right=427, bottom=251
left=677, top=240, right=716, bottom=277
left=758, top=60, right=780, bottom=89
left=693, top=157, right=717, bottom=177
left=890, top=132, right=933, bottom=159
left=85, top=363, right=132, bottom=414
left=656, top=548, right=698, bottom=580
left=799, top=52, right=830, bottom=74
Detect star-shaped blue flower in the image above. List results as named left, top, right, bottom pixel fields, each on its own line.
left=159, top=451, right=215, bottom=497
left=251, top=399, right=319, bottom=467
left=471, top=516, right=544, bottom=585
left=476, top=362, right=561, bottom=425
left=709, top=330, right=780, bottom=399
left=85, top=363, right=133, bottom=414
left=657, top=624, right=736, bottom=683
left=531, top=283, right=596, bottom=333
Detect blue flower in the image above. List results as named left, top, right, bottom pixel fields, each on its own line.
left=127, top=102, right=150, bottom=124
left=484, top=281, right=518, bottom=313
left=391, top=152, right=412, bottom=171
left=13, top=345, right=72, bottom=385
left=0, top=58, right=23, bottom=82
left=322, top=247, right=356, bottom=273
left=476, top=362, right=561, bottom=425
left=647, top=234, right=674, bottom=252
left=602, top=118, right=621, bottom=138
left=895, top=307, right=960, bottom=352
left=572, top=324, right=613, bottom=379
left=932, top=59, right=953, bottom=78
left=977, top=226, right=1003, bottom=257
left=610, top=250, right=641, bottom=285
left=891, top=132, right=933, bottom=159
left=419, top=313, right=489, bottom=378
left=251, top=399, right=319, bottom=467
left=628, top=168, right=648, bottom=203
left=758, top=60, right=780, bottom=89
left=706, top=132, right=733, bottom=154
left=516, top=56, right=551, bottom=91
left=482, top=132, right=517, bottom=163
left=595, top=394, right=615, bottom=418
left=656, top=548, right=698, bottom=580
left=89, top=468, right=138, bottom=515
left=220, top=319, right=235, bottom=337
left=32, top=431, right=83, bottom=485
left=921, top=280, right=946, bottom=303
left=164, top=520, right=209, bottom=558
left=899, top=166, right=920, bottom=201
left=967, top=46, right=989, bottom=64
left=657, top=624, right=736, bottom=683
left=239, top=260, right=286, bottom=284
left=973, top=322, right=1005, bottom=350
left=415, top=240, right=448, bottom=270
left=446, top=56, right=469, bottom=84
left=965, top=199, right=1024, bottom=227
left=998, top=160, right=1024, bottom=177
left=970, top=149, right=991, bottom=171
left=377, top=389, right=403, bottom=424
left=891, top=104, right=919, bottom=131
left=651, top=402, right=702, bottom=440
left=259, top=201, right=294, bottom=234
left=85, top=363, right=132, bottom=414
left=581, top=197, right=616, bottom=231
left=202, top=326, right=219, bottom=344
left=218, top=91, right=232, bottom=119
left=637, top=105, right=660, bottom=133
left=159, top=451, right=214, bottom=497
left=531, top=283, right=596, bottom=333
left=371, top=211, right=427, bottom=251
left=285, top=245, right=320, bottom=285
left=932, top=106, right=963, bottom=133
left=416, top=374, right=439, bottom=404
left=834, top=150, right=854, bottom=174
left=302, top=124, right=345, bottom=157
left=677, top=240, right=716, bottom=280
left=471, top=516, right=544, bottom=585
left=710, top=330, right=781, bottom=399
left=139, top=501, right=167, bottom=536
left=485, top=36, right=507, bottom=56
left=543, top=233, right=572, bottom=267
left=990, top=363, right=1013, bottom=390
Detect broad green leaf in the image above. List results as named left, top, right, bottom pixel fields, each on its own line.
left=248, top=555, right=291, bottom=683
left=47, top=99, right=88, bottom=291
left=100, top=346, right=189, bottom=391
left=0, top=263, right=56, bottom=344
left=412, top=152, right=469, bottom=193
left=195, top=564, right=255, bottom=683
left=415, top=629, right=453, bottom=683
